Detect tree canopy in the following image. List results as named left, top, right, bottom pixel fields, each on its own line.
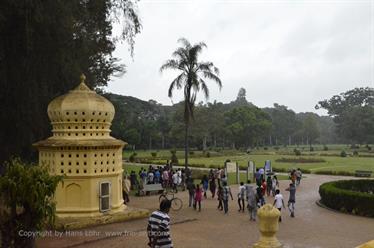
left=0, top=0, right=141, bottom=164
left=316, top=87, right=374, bottom=144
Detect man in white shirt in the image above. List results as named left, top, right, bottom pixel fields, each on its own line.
left=237, top=182, right=246, bottom=212
left=273, top=189, right=285, bottom=222
left=172, top=172, right=179, bottom=192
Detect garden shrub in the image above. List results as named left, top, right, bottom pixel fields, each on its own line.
left=170, top=151, right=179, bottom=165
left=189, top=151, right=195, bottom=155
left=310, top=146, right=314, bottom=152
left=129, top=153, right=137, bottom=162
left=323, top=145, right=328, bottom=151
left=151, top=152, right=157, bottom=157
left=319, top=180, right=374, bottom=217
left=293, top=149, right=301, bottom=156
left=353, top=150, right=359, bottom=156
left=340, top=150, right=347, bottom=157
left=190, top=169, right=207, bottom=180
left=206, top=151, right=211, bottom=158
left=314, top=170, right=354, bottom=176
left=275, top=157, right=325, bottom=163
left=0, top=158, right=63, bottom=247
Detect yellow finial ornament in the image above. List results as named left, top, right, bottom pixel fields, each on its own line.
left=80, top=73, right=86, bottom=84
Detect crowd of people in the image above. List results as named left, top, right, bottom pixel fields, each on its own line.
left=145, top=164, right=302, bottom=248
left=128, top=164, right=191, bottom=193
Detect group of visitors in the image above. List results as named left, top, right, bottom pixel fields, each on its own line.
left=289, top=168, right=303, bottom=186
left=129, top=164, right=188, bottom=193
left=146, top=165, right=301, bottom=248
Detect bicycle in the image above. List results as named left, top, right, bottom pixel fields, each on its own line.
left=158, top=189, right=183, bottom=211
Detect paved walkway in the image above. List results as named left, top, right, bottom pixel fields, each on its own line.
left=37, top=174, right=374, bottom=248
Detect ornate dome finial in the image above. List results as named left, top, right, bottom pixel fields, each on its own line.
left=80, top=73, right=86, bottom=84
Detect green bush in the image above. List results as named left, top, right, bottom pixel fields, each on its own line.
left=275, top=157, right=325, bottom=163
left=314, top=170, right=354, bottom=176
left=170, top=151, right=178, bottom=165
left=129, top=153, right=137, bottom=162
left=323, top=145, right=328, bottom=151
left=189, top=151, right=195, bottom=155
left=310, top=146, right=314, bottom=152
left=319, top=180, right=374, bottom=217
left=206, top=151, right=211, bottom=158
left=353, top=150, right=359, bottom=156
left=151, top=152, right=157, bottom=157
left=0, top=158, right=63, bottom=247
left=293, top=149, right=301, bottom=156
left=340, top=150, right=347, bottom=157
left=190, top=169, right=207, bottom=180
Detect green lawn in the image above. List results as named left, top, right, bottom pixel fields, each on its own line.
left=123, top=147, right=374, bottom=175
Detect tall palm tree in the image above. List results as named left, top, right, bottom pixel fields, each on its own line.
left=160, top=38, right=222, bottom=168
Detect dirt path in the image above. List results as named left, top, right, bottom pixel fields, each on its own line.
left=37, top=175, right=374, bottom=248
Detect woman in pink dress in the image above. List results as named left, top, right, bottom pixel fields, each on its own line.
left=194, top=184, right=203, bottom=211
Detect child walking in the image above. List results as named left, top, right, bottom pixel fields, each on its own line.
left=194, top=184, right=203, bottom=211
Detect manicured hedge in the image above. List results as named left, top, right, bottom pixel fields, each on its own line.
left=314, top=170, right=355, bottom=176
left=275, top=157, right=326, bottom=163
left=319, top=180, right=374, bottom=217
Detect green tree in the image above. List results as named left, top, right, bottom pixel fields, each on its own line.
left=160, top=38, right=222, bottom=168
left=301, top=114, right=320, bottom=145
left=316, top=87, right=374, bottom=143
left=264, top=103, right=300, bottom=146
left=224, top=106, right=271, bottom=148
left=0, top=0, right=141, bottom=165
left=0, top=158, right=62, bottom=247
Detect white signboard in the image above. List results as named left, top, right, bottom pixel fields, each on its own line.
left=249, top=161, right=254, bottom=174
left=226, top=162, right=237, bottom=173
left=264, top=160, right=272, bottom=173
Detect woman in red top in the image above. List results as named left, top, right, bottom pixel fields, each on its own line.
left=261, top=179, right=267, bottom=197
left=194, top=184, right=203, bottom=211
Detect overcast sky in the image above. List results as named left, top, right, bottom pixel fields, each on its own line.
left=106, top=0, right=374, bottom=115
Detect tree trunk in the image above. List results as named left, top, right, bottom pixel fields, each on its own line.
left=161, top=135, right=165, bottom=149
left=203, top=136, right=207, bottom=151
left=214, top=134, right=217, bottom=147
left=184, top=122, right=189, bottom=168
left=288, top=135, right=291, bottom=146
left=269, top=135, right=272, bottom=146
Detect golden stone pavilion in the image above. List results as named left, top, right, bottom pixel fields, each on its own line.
left=34, top=75, right=126, bottom=217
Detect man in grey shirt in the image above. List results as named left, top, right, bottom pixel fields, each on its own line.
left=245, top=180, right=257, bottom=221
left=286, top=183, right=296, bottom=217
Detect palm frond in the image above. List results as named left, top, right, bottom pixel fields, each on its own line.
left=160, top=59, right=181, bottom=73
left=202, top=71, right=222, bottom=90
left=168, top=72, right=186, bottom=98
left=178, top=37, right=191, bottom=49
left=200, top=79, right=209, bottom=99
left=196, top=62, right=214, bottom=73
